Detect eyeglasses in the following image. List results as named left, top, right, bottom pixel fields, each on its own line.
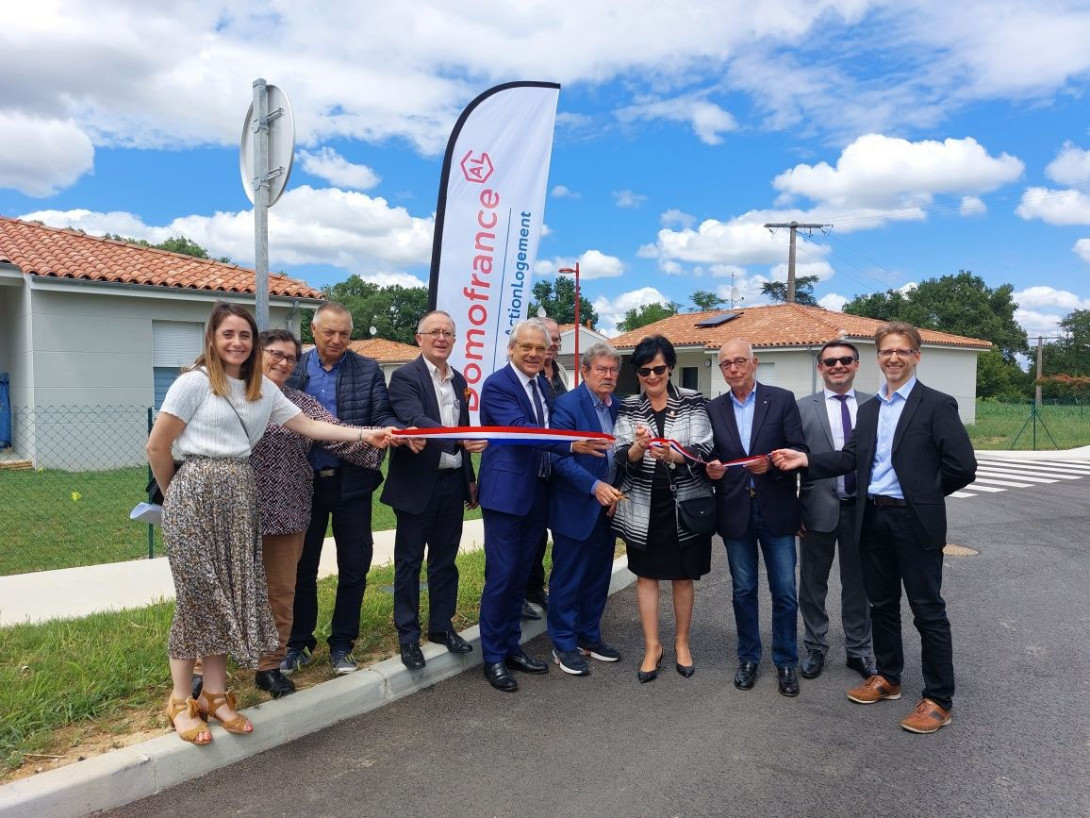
left=590, top=365, right=619, bottom=375
left=718, top=357, right=750, bottom=370
left=821, top=356, right=857, bottom=367
left=636, top=364, right=669, bottom=377
left=264, top=349, right=298, bottom=365
left=420, top=329, right=455, bottom=339
left=517, top=343, right=548, bottom=354
left=877, top=348, right=918, bottom=359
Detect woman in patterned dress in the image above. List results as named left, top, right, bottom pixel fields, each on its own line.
left=610, top=335, right=715, bottom=682
left=247, top=328, right=385, bottom=699
left=147, top=303, right=396, bottom=745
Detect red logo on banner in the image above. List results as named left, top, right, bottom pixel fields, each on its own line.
left=460, top=150, right=494, bottom=184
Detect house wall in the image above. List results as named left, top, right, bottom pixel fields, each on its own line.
left=2, top=281, right=36, bottom=459
left=20, top=284, right=303, bottom=469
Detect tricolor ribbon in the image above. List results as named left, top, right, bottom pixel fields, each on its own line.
left=390, top=425, right=614, bottom=444
left=648, top=438, right=769, bottom=469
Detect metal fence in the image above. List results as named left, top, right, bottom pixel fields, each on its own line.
left=0, top=406, right=157, bottom=577
left=966, top=398, right=1090, bottom=451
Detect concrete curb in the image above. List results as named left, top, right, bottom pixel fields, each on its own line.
left=0, top=557, right=636, bottom=818
left=973, top=445, right=1090, bottom=462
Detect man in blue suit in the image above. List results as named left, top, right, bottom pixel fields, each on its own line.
left=477, top=319, right=611, bottom=692
left=547, top=342, right=626, bottom=676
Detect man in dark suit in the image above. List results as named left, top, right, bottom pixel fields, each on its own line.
left=796, top=341, right=876, bottom=682
left=773, top=322, right=976, bottom=733
left=381, top=310, right=487, bottom=670
left=476, top=319, right=610, bottom=692
left=547, top=342, right=625, bottom=677
left=706, top=338, right=807, bottom=698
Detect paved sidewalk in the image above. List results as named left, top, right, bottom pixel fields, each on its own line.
left=0, top=519, right=485, bottom=627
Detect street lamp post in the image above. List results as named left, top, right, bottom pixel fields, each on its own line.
left=558, top=262, right=581, bottom=386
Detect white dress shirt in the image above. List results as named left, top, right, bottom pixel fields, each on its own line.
left=823, top=387, right=858, bottom=499
left=424, top=358, right=462, bottom=470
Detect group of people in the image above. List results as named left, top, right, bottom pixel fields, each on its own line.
left=149, top=302, right=976, bottom=746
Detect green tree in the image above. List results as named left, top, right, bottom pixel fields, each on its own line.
left=301, top=276, right=428, bottom=345
left=690, top=290, right=726, bottom=311
left=102, top=233, right=232, bottom=263
left=527, top=277, right=598, bottom=327
left=1043, top=309, right=1090, bottom=377
left=618, top=301, right=681, bottom=333
left=761, top=275, right=819, bottom=306
left=976, top=348, right=1032, bottom=399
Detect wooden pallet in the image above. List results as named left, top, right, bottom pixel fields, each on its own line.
left=0, top=459, right=33, bottom=471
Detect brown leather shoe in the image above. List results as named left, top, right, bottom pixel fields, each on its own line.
left=847, top=674, right=902, bottom=704
left=900, top=698, right=952, bottom=734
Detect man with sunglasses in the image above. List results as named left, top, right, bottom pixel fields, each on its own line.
left=796, top=341, right=876, bottom=683
left=705, top=339, right=807, bottom=697
left=772, top=322, right=976, bottom=733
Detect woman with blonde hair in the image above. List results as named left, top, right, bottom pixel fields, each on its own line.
left=148, top=303, right=396, bottom=745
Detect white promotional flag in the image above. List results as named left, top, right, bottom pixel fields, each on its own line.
left=428, top=81, right=560, bottom=421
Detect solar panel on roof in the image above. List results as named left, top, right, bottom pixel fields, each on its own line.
left=694, top=311, right=742, bottom=327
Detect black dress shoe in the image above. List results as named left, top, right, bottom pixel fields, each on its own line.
left=255, top=669, right=296, bottom=698
left=428, top=631, right=473, bottom=654
left=520, top=601, right=542, bottom=621
left=777, top=666, right=800, bottom=697
left=505, top=650, right=549, bottom=674
left=676, top=662, right=695, bottom=678
left=638, top=649, right=665, bottom=683
left=734, top=661, right=758, bottom=690
left=800, top=648, right=825, bottom=679
left=483, top=662, right=519, bottom=692
left=846, top=655, right=878, bottom=680
left=525, top=590, right=549, bottom=610
left=400, top=641, right=426, bottom=670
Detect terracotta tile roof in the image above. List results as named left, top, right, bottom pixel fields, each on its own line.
left=0, top=216, right=324, bottom=299
left=608, top=303, right=992, bottom=351
left=303, top=338, right=421, bottom=364
left=558, top=321, right=597, bottom=332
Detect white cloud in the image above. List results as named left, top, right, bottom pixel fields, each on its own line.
left=1045, top=142, right=1090, bottom=185
left=593, top=286, right=673, bottom=336
left=1075, top=239, right=1090, bottom=264
left=616, top=94, right=737, bottom=145
left=709, top=263, right=746, bottom=279
left=660, top=209, right=696, bottom=229
left=535, top=249, right=624, bottom=281
left=356, top=271, right=427, bottom=288
left=0, top=112, right=94, bottom=196
left=773, top=134, right=1024, bottom=210
left=960, top=196, right=986, bottom=216
left=769, top=260, right=835, bottom=282
left=551, top=185, right=581, bottom=199
left=21, top=185, right=433, bottom=274
left=1014, top=308, right=1064, bottom=339
left=540, top=223, right=552, bottom=237
left=819, top=292, right=849, bottom=311
left=613, top=190, right=647, bottom=209
left=1014, top=286, right=1090, bottom=311
left=297, top=147, right=380, bottom=190
left=650, top=214, right=830, bottom=266
left=1016, top=187, right=1090, bottom=225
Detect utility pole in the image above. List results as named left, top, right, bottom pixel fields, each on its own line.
left=1035, top=335, right=1044, bottom=408
left=763, top=221, right=831, bottom=303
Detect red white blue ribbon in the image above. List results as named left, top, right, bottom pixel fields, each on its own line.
left=391, top=425, right=614, bottom=444
left=648, top=438, right=769, bottom=468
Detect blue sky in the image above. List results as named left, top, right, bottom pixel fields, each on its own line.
left=4, top=1, right=1090, bottom=337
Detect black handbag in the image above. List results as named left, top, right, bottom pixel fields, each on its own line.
left=676, top=494, right=717, bottom=536
left=146, top=460, right=183, bottom=505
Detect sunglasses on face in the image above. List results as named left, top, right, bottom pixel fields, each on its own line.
left=636, top=364, right=669, bottom=377
left=821, top=356, right=857, bottom=367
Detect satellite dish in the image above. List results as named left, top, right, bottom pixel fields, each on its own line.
left=239, top=84, right=295, bottom=206
left=730, top=287, right=741, bottom=302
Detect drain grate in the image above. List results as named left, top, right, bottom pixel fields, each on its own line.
left=943, top=543, right=978, bottom=556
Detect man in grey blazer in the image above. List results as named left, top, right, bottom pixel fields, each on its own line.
left=796, top=341, right=876, bottom=682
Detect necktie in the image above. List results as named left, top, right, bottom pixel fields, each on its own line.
left=834, top=394, right=856, bottom=496
left=530, top=379, right=550, bottom=477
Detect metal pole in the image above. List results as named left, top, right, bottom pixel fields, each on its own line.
left=253, top=79, right=270, bottom=331
left=147, top=407, right=155, bottom=560
left=573, top=262, right=581, bottom=387
left=786, top=223, right=797, bottom=304
left=1035, top=335, right=1043, bottom=408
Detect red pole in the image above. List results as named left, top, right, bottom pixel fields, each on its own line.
left=560, top=263, right=580, bottom=386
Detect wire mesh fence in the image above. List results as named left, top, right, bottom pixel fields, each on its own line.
left=966, top=398, right=1090, bottom=451
left=0, top=406, right=159, bottom=576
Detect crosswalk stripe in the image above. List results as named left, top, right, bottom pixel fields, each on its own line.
left=949, top=491, right=976, bottom=498
left=963, top=484, right=1005, bottom=493
left=982, top=465, right=1086, bottom=478
left=975, top=460, right=1090, bottom=476
left=970, top=476, right=1034, bottom=488
left=973, top=469, right=1057, bottom=483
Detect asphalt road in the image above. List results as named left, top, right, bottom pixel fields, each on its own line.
left=106, top=476, right=1090, bottom=818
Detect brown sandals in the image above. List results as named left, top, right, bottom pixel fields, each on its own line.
left=165, top=695, right=212, bottom=745
left=197, top=689, right=253, bottom=734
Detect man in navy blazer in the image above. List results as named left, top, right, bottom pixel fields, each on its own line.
left=546, top=342, right=626, bottom=676
left=477, top=319, right=610, bottom=692
left=380, top=310, right=487, bottom=670
left=706, top=338, right=807, bottom=698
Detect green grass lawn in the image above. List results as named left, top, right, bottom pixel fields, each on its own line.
left=0, top=545, right=522, bottom=777
left=966, top=400, right=1090, bottom=450
left=0, top=457, right=483, bottom=576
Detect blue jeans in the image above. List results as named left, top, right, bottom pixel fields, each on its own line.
left=723, top=502, right=798, bottom=668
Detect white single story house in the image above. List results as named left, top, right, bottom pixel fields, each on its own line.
left=608, top=304, right=992, bottom=423
left=300, top=338, right=422, bottom=385
left=556, top=322, right=612, bottom=379
left=0, top=216, right=324, bottom=469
